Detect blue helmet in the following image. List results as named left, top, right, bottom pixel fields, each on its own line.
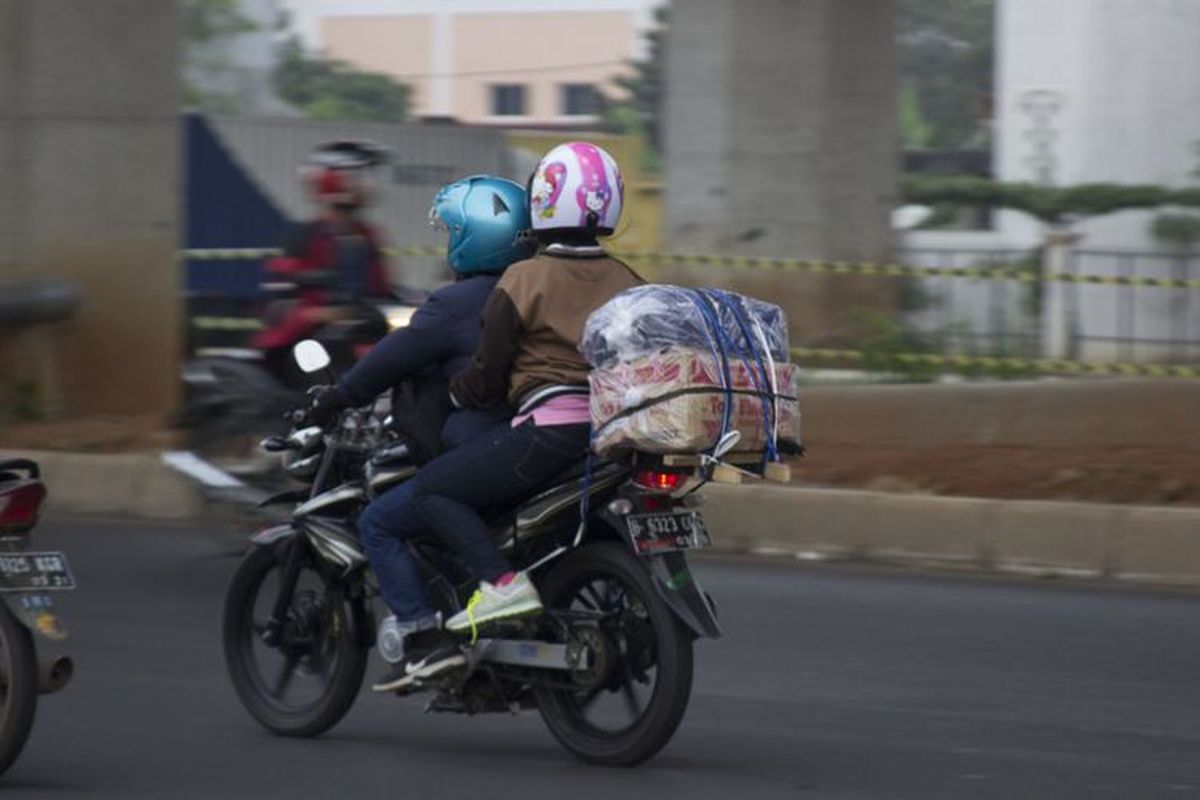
left=430, top=175, right=535, bottom=275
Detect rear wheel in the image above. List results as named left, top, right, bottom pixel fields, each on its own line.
left=223, top=541, right=368, bottom=737
left=0, top=604, right=38, bottom=776
left=534, top=542, right=693, bottom=766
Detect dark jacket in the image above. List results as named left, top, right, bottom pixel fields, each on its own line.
left=338, top=274, right=510, bottom=455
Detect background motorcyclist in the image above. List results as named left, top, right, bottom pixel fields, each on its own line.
left=367, top=142, right=642, bottom=692
left=306, top=175, right=535, bottom=692
left=254, top=140, right=394, bottom=381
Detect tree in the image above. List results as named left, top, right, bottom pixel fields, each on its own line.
left=898, top=0, right=994, bottom=149
left=601, top=6, right=668, bottom=167
left=182, top=0, right=260, bottom=113
left=273, top=37, right=410, bottom=124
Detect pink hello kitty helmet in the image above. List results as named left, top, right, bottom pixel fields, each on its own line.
left=528, top=141, right=624, bottom=236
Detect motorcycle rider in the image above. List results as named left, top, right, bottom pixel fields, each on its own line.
left=367, top=142, right=642, bottom=693
left=254, top=140, right=394, bottom=381
left=306, top=176, right=534, bottom=690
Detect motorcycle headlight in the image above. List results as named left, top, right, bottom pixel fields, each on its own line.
left=382, top=304, right=416, bottom=330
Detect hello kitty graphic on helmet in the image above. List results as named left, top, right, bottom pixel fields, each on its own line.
left=528, top=142, right=624, bottom=236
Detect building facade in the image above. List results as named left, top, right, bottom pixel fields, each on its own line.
left=279, top=0, right=662, bottom=126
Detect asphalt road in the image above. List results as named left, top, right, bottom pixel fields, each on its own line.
left=5, top=516, right=1200, bottom=799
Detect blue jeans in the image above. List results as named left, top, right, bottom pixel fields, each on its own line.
left=358, top=420, right=590, bottom=621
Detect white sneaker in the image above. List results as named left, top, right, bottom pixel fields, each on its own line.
left=446, top=572, right=543, bottom=635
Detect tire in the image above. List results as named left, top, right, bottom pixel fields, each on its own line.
left=535, top=542, right=694, bottom=766
left=223, top=542, right=368, bottom=737
left=0, top=604, right=38, bottom=776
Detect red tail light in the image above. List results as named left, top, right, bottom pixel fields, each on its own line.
left=633, top=469, right=687, bottom=492
left=0, top=481, right=46, bottom=534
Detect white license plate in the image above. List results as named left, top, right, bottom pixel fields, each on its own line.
left=626, top=512, right=711, bottom=555
left=0, top=551, right=76, bottom=591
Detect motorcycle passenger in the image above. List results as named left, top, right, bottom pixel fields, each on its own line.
left=305, top=176, right=535, bottom=684
left=369, top=142, right=642, bottom=693
left=254, top=140, right=394, bottom=380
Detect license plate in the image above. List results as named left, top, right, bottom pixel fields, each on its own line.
left=0, top=551, right=76, bottom=592
left=626, top=512, right=711, bottom=555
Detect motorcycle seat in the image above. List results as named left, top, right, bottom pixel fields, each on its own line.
left=513, top=460, right=625, bottom=534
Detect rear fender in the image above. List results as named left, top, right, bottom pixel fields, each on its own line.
left=5, top=592, right=69, bottom=641
left=642, top=551, right=721, bottom=639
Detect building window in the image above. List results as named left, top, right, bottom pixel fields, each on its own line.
left=490, top=84, right=527, bottom=116
left=561, top=83, right=599, bottom=116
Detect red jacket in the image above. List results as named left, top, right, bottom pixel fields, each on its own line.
left=253, top=219, right=390, bottom=350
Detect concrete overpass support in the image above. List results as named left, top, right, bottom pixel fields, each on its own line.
left=0, top=0, right=180, bottom=417
left=664, top=0, right=898, bottom=345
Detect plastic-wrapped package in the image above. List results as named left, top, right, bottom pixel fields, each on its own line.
left=580, top=285, right=790, bottom=370
left=589, top=347, right=801, bottom=455
left=582, top=285, right=801, bottom=457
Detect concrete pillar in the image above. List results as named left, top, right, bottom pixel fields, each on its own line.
left=663, top=0, right=899, bottom=345
left=0, top=0, right=181, bottom=417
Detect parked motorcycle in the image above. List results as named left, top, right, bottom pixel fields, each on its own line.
left=0, top=460, right=75, bottom=777
left=221, top=341, right=723, bottom=766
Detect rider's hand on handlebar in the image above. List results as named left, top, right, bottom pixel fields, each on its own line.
left=305, top=384, right=351, bottom=429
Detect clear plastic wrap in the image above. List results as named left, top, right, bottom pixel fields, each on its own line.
left=589, top=347, right=801, bottom=455
left=582, top=285, right=801, bottom=457
left=580, top=285, right=790, bottom=370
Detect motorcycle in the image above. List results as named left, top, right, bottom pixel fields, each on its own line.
left=221, top=341, right=724, bottom=766
left=179, top=288, right=423, bottom=480
left=0, top=460, right=75, bottom=777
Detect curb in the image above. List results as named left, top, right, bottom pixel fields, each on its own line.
left=2, top=450, right=203, bottom=520
left=9, top=450, right=1200, bottom=587
left=700, top=484, right=1200, bottom=588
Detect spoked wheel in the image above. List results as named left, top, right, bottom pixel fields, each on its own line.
left=535, top=542, right=693, bottom=766
left=223, top=542, right=368, bottom=737
left=0, top=604, right=38, bottom=776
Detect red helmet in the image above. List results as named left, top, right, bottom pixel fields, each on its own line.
left=303, top=140, right=390, bottom=209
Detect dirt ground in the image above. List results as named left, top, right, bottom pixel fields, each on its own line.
left=3, top=415, right=1198, bottom=507
left=789, top=443, right=1200, bottom=507
left=0, top=415, right=181, bottom=454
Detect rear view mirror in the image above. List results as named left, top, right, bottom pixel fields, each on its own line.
left=293, top=340, right=331, bottom=374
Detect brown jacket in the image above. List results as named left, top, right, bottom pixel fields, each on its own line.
left=450, top=252, right=642, bottom=410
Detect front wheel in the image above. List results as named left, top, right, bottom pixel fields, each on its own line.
left=534, top=542, right=694, bottom=766
left=0, top=603, right=38, bottom=776
left=223, top=541, right=368, bottom=737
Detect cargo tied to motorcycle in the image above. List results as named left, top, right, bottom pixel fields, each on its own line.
left=582, top=285, right=803, bottom=460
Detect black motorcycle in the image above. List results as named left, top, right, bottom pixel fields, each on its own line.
left=0, top=460, right=75, bottom=777
left=221, top=341, right=723, bottom=766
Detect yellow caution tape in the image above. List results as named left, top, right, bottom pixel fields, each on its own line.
left=179, top=247, right=1200, bottom=290
left=791, top=347, right=1200, bottom=379
left=191, top=316, right=264, bottom=331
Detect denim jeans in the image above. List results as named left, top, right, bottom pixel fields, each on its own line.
left=359, top=420, right=590, bottom=621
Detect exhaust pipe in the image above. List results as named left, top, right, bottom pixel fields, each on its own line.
left=38, top=655, right=73, bottom=694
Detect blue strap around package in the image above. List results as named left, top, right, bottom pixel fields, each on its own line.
left=684, top=289, right=735, bottom=455
left=707, top=288, right=780, bottom=464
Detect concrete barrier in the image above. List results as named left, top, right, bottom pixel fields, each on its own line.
left=6, top=449, right=1200, bottom=587
left=1, top=450, right=202, bottom=520
left=701, top=483, right=1200, bottom=587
